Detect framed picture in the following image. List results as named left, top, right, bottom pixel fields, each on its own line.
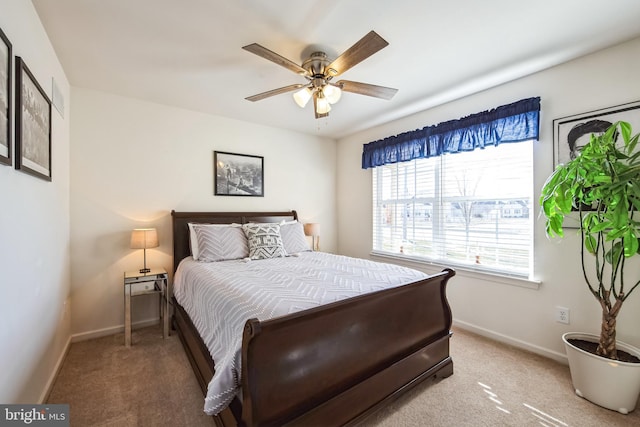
left=15, top=57, right=52, bottom=181
left=214, top=151, right=264, bottom=196
left=553, top=100, right=640, bottom=167
left=0, top=26, right=11, bottom=166
left=553, top=101, right=640, bottom=228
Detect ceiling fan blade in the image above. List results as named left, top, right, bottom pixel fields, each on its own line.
left=325, top=31, right=389, bottom=78
left=245, top=84, right=306, bottom=102
left=338, top=80, right=398, bottom=100
left=242, top=43, right=309, bottom=76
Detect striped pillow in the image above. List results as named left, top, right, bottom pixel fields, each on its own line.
left=280, top=221, right=311, bottom=254
left=190, top=223, right=248, bottom=262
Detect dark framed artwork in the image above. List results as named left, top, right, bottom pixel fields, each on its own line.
left=0, top=26, right=11, bottom=166
left=553, top=100, right=640, bottom=167
left=15, top=57, right=52, bottom=181
left=214, top=151, right=264, bottom=196
left=553, top=101, right=640, bottom=228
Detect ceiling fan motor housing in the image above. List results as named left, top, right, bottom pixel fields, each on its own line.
left=303, top=52, right=333, bottom=79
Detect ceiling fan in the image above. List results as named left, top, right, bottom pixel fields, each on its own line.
left=243, top=31, right=398, bottom=119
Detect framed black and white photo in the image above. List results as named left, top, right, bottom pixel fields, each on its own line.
left=214, top=151, right=264, bottom=196
left=553, top=100, right=640, bottom=167
left=15, top=57, right=52, bottom=181
left=0, top=26, right=11, bottom=166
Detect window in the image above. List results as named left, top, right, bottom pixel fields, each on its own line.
left=364, top=97, right=540, bottom=278
left=372, top=140, right=533, bottom=277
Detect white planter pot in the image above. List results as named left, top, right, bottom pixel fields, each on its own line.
left=563, top=332, right=640, bottom=414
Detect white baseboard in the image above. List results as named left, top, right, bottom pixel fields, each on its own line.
left=71, top=317, right=161, bottom=343
left=452, top=319, right=568, bottom=365
left=39, top=335, right=72, bottom=404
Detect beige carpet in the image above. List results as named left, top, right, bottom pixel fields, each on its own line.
left=47, top=325, right=640, bottom=426
left=47, top=325, right=214, bottom=427
left=369, top=328, right=640, bottom=427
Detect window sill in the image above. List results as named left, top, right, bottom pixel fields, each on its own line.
left=370, top=251, right=541, bottom=290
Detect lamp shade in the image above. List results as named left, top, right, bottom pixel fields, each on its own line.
left=130, top=228, right=159, bottom=249
left=323, top=85, right=342, bottom=104
left=293, top=87, right=312, bottom=108
left=303, top=223, right=320, bottom=237
left=315, top=94, right=331, bottom=114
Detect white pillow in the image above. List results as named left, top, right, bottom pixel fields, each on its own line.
left=188, top=223, right=248, bottom=262
left=242, top=223, right=287, bottom=260
left=280, top=220, right=311, bottom=254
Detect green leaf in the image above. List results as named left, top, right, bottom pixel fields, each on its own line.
left=607, top=226, right=627, bottom=241
left=585, top=234, right=597, bottom=254
left=620, top=121, right=632, bottom=144
left=624, top=230, right=639, bottom=257
left=558, top=191, right=572, bottom=212
left=628, top=134, right=639, bottom=154
left=541, top=197, right=553, bottom=217
left=606, top=241, right=623, bottom=265
left=591, top=220, right=610, bottom=233
left=604, top=124, right=618, bottom=143
left=549, top=215, right=564, bottom=237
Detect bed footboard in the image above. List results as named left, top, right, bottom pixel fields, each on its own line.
left=240, top=268, right=455, bottom=426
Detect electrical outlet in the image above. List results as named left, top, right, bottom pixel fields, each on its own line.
left=555, top=306, right=570, bottom=324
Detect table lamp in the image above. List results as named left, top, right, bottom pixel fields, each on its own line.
left=130, top=228, right=158, bottom=273
left=303, top=223, right=320, bottom=251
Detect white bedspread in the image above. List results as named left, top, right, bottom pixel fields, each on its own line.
left=172, top=251, right=429, bottom=415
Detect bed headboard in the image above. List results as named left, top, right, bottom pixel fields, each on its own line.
left=170, top=210, right=298, bottom=273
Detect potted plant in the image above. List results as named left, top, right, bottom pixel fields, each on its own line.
left=540, top=120, right=640, bottom=414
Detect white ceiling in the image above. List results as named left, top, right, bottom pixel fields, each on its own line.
left=32, top=0, right=640, bottom=139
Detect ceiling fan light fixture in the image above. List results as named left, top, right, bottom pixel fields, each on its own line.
left=323, top=84, right=342, bottom=104
left=293, top=87, right=312, bottom=108
left=315, top=92, right=331, bottom=115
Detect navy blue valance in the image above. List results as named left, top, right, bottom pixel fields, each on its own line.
left=362, top=97, right=541, bottom=169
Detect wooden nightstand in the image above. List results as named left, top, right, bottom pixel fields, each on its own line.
left=123, top=268, right=169, bottom=346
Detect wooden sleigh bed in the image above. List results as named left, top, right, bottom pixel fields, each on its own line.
left=171, top=210, right=456, bottom=427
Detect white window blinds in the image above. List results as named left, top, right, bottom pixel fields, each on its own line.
left=373, top=140, right=533, bottom=277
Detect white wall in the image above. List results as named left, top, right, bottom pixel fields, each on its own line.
left=337, top=36, right=640, bottom=360
left=70, top=87, right=336, bottom=337
left=0, top=1, right=71, bottom=403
